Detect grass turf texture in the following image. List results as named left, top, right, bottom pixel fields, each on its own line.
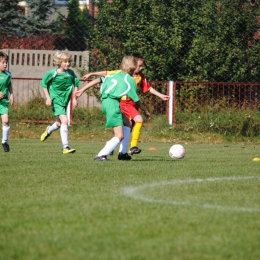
left=1, top=140, right=260, bottom=260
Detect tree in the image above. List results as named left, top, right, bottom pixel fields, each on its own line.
left=60, top=0, right=93, bottom=51
left=25, top=0, right=56, bottom=35
left=0, top=0, right=27, bottom=36
left=0, top=0, right=56, bottom=37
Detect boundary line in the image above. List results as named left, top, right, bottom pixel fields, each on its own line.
left=122, top=176, right=260, bottom=213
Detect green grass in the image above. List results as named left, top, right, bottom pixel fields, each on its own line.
left=1, top=140, right=260, bottom=260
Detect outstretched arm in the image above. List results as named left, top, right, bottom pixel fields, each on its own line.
left=149, top=87, right=170, bottom=101
left=75, top=78, right=101, bottom=98
left=83, top=71, right=106, bottom=81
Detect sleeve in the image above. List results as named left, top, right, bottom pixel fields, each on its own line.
left=70, top=70, right=81, bottom=87
left=140, top=72, right=151, bottom=94
left=40, top=71, right=51, bottom=89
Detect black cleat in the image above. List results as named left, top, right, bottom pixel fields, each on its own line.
left=129, top=146, right=141, bottom=155
left=109, top=150, right=114, bottom=155
left=118, top=152, right=132, bottom=161
left=94, top=155, right=109, bottom=161
left=2, top=142, right=10, bottom=152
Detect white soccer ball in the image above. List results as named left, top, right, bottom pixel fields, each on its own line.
left=169, top=144, right=185, bottom=159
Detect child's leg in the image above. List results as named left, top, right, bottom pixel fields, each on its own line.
left=97, top=126, right=123, bottom=156
left=40, top=119, right=60, bottom=142
left=119, top=126, right=131, bottom=154
left=1, top=114, right=10, bottom=152
left=59, top=115, right=69, bottom=149
left=1, top=114, right=10, bottom=143
left=130, top=115, right=143, bottom=149
left=48, top=117, right=61, bottom=133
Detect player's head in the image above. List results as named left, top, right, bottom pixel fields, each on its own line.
left=131, top=53, right=145, bottom=74
left=0, top=51, right=8, bottom=62
left=53, top=51, right=72, bottom=67
left=120, top=56, right=137, bottom=76
left=0, top=51, right=8, bottom=72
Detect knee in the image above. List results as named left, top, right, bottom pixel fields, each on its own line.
left=116, top=133, right=124, bottom=142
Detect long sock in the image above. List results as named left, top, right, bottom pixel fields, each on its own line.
left=48, top=122, right=59, bottom=133
left=130, top=122, right=142, bottom=148
left=119, top=126, right=131, bottom=153
left=2, top=124, right=10, bottom=143
left=98, top=137, right=120, bottom=156
left=60, top=124, right=69, bottom=149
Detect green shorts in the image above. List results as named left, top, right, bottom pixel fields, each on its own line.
left=52, top=101, right=67, bottom=116
left=102, top=98, right=123, bottom=128
left=0, top=100, right=9, bottom=115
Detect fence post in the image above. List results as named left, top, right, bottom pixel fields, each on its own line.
left=168, top=81, right=174, bottom=125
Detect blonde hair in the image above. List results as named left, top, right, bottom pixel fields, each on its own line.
left=0, top=51, right=8, bottom=62
left=53, top=51, right=71, bottom=66
left=120, top=56, right=137, bottom=75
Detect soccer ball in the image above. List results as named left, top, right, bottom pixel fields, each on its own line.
left=169, top=144, right=185, bottom=159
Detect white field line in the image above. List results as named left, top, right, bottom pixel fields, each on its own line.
left=122, top=176, right=260, bottom=213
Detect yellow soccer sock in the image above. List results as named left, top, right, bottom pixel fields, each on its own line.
left=130, top=122, right=143, bottom=148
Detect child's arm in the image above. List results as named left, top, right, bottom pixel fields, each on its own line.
left=43, top=88, right=52, bottom=106
left=75, top=78, right=101, bottom=98
left=71, top=86, right=78, bottom=108
left=149, top=87, right=170, bottom=101
left=8, top=84, right=14, bottom=105
left=135, top=100, right=151, bottom=120
left=83, top=71, right=106, bottom=81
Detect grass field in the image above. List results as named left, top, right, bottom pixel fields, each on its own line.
left=1, top=139, right=260, bottom=260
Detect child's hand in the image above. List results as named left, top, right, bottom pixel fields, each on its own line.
left=144, top=110, right=151, bottom=120
left=161, top=94, right=170, bottom=101
left=83, top=74, right=91, bottom=81
left=75, top=90, right=83, bottom=98
left=46, top=97, right=52, bottom=106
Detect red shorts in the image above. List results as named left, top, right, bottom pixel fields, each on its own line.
left=120, top=100, right=140, bottom=120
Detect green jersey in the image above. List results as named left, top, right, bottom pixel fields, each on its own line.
left=41, top=68, right=81, bottom=106
left=0, top=70, right=12, bottom=105
left=100, top=71, right=140, bottom=102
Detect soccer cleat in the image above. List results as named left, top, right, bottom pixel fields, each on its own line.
left=129, top=146, right=141, bottom=155
left=63, top=146, right=76, bottom=154
left=109, top=150, right=114, bottom=155
left=252, top=158, right=260, bottom=161
left=41, top=125, right=51, bottom=142
left=94, top=155, right=109, bottom=161
left=118, top=152, right=132, bottom=161
left=2, top=142, right=10, bottom=152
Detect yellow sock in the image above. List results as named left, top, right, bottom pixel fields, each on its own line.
left=130, top=122, right=143, bottom=148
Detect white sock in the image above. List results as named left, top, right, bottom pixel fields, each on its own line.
left=119, top=126, right=131, bottom=153
left=48, top=122, right=59, bottom=133
left=60, top=124, right=69, bottom=148
left=2, top=124, right=10, bottom=143
left=98, top=137, right=120, bottom=156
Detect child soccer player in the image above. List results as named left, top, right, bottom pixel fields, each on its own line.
left=40, top=50, right=80, bottom=154
left=0, top=51, right=14, bottom=152
left=83, top=53, right=169, bottom=155
left=78, top=56, right=141, bottom=161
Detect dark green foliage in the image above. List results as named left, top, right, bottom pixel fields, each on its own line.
left=0, top=0, right=56, bottom=37
left=25, top=0, right=56, bottom=35
left=0, top=0, right=27, bottom=36
left=91, top=0, right=260, bottom=82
